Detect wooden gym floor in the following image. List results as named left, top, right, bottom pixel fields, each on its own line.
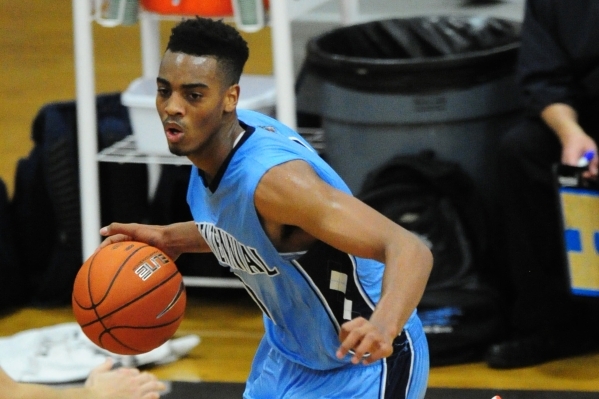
left=1, top=0, right=599, bottom=395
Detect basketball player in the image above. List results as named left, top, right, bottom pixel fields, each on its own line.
left=0, top=358, right=165, bottom=399
left=100, top=17, right=432, bottom=398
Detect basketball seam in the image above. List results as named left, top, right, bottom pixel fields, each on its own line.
left=156, top=281, right=186, bottom=319
left=98, top=314, right=184, bottom=354
left=89, top=242, right=151, bottom=307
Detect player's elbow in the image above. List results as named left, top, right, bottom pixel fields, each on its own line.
left=411, top=232, right=434, bottom=278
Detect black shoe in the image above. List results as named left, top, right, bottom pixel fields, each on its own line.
left=485, top=334, right=596, bottom=369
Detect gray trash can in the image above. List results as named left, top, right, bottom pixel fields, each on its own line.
left=296, top=15, right=522, bottom=200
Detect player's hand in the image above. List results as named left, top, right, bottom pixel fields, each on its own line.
left=99, top=222, right=164, bottom=249
left=99, top=221, right=205, bottom=260
left=336, top=317, right=394, bottom=365
left=98, top=222, right=178, bottom=258
left=84, top=358, right=166, bottom=399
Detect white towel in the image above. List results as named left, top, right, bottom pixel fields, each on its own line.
left=0, top=322, right=200, bottom=383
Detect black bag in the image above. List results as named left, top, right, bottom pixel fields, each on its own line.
left=11, top=93, right=150, bottom=306
left=0, top=178, right=28, bottom=313
left=358, top=151, right=505, bottom=366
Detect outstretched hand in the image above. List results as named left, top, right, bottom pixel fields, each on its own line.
left=84, top=358, right=165, bottom=399
left=336, top=317, right=394, bottom=365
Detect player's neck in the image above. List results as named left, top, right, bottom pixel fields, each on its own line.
left=190, top=121, right=245, bottom=185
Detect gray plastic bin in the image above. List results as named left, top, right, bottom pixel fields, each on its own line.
left=296, top=15, right=522, bottom=198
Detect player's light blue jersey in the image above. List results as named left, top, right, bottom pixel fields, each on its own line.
left=187, top=109, right=422, bottom=371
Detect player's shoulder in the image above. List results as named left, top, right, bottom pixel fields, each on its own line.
left=237, top=110, right=308, bottom=144
left=237, top=109, right=278, bottom=130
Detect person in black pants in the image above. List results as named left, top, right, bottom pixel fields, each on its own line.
left=486, top=0, right=599, bottom=369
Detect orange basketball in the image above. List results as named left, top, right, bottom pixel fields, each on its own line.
left=72, top=241, right=186, bottom=355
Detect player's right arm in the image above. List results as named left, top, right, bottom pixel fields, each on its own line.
left=255, top=160, right=433, bottom=365
left=99, top=221, right=211, bottom=260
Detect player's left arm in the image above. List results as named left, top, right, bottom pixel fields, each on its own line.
left=254, top=160, right=433, bottom=365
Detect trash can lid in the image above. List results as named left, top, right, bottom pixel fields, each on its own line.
left=306, top=15, right=521, bottom=92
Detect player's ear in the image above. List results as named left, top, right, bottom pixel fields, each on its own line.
left=224, top=83, right=240, bottom=113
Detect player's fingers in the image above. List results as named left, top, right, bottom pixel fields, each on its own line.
left=350, top=333, right=376, bottom=364
left=336, top=344, right=350, bottom=359
left=338, top=328, right=370, bottom=362
left=117, top=367, right=141, bottom=376
left=135, top=371, right=158, bottom=383
left=352, top=331, right=392, bottom=365
left=140, top=379, right=166, bottom=399
left=100, top=222, right=137, bottom=237
left=362, top=340, right=393, bottom=365
left=85, top=358, right=114, bottom=387
left=361, top=354, right=379, bottom=366
left=91, top=358, right=113, bottom=373
left=336, top=320, right=365, bottom=359
left=97, top=234, right=133, bottom=251
left=336, top=332, right=359, bottom=359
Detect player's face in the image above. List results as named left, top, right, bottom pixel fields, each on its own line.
left=156, top=50, right=238, bottom=159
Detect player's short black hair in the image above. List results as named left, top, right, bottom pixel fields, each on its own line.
left=166, top=17, right=249, bottom=86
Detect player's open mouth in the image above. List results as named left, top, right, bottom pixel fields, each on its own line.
left=165, top=124, right=184, bottom=143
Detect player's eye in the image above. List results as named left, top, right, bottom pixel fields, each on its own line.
left=157, top=87, right=170, bottom=97
left=188, top=92, right=202, bottom=101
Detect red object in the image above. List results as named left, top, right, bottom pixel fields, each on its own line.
left=141, top=0, right=269, bottom=17
left=72, top=241, right=186, bottom=355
